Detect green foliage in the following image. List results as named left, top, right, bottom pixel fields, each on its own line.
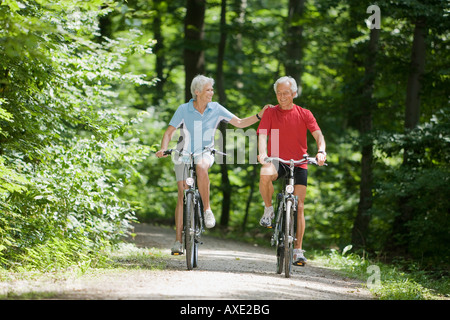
left=1, top=0, right=448, bottom=278
left=121, top=0, right=449, bottom=268
left=316, top=246, right=449, bottom=300
left=107, top=243, right=168, bottom=270
left=0, top=0, right=153, bottom=270
left=372, top=109, right=450, bottom=261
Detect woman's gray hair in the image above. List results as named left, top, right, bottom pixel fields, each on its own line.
left=274, top=76, right=299, bottom=98
left=191, top=75, right=215, bottom=100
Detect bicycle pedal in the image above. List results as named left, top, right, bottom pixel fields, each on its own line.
left=171, top=252, right=183, bottom=256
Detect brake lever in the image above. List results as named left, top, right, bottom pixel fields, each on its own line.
left=215, top=150, right=227, bottom=156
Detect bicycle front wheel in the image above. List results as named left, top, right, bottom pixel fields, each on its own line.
left=275, top=201, right=284, bottom=274
left=184, top=192, right=196, bottom=270
left=192, top=199, right=202, bottom=268
left=284, top=200, right=294, bottom=278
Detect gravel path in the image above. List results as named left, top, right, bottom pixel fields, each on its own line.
left=1, top=223, right=374, bottom=300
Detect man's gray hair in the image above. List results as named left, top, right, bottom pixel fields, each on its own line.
left=191, top=75, right=215, bottom=100
left=274, top=76, right=299, bottom=98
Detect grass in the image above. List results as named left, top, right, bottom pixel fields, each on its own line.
left=0, top=243, right=170, bottom=299
left=310, top=245, right=449, bottom=300
left=106, top=242, right=169, bottom=270
left=211, top=228, right=449, bottom=300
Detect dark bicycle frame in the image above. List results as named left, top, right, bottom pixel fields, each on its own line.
left=163, top=147, right=222, bottom=270
left=265, top=154, right=325, bottom=278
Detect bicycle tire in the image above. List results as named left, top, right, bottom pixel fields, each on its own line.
left=276, top=201, right=284, bottom=274
left=193, top=200, right=201, bottom=268
left=185, top=192, right=195, bottom=270
left=276, top=245, right=284, bottom=274
left=284, top=200, right=294, bottom=278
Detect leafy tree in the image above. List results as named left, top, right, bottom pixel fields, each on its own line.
left=0, top=0, right=153, bottom=269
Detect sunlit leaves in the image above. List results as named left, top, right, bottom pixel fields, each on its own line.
left=0, top=0, right=153, bottom=270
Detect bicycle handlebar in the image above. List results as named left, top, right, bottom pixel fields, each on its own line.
left=264, top=154, right=327, bottom=166
left=163, top=146, right=226, bottom=157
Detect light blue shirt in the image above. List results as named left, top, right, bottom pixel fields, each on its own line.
left=169, top=99, right=235, bottom=154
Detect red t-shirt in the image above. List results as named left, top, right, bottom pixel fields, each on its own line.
left=257, top=104, right=321, bottom=169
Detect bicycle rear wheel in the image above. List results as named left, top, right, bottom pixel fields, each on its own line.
left=184, top=192, right=195, bottom=270
left=284, top=200, right=294, bottom=278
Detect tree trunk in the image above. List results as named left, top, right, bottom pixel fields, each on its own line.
left=216, top=0, right=227, bottom=105
left=351, top=27, right=380, bottom=249
left=219, top=122, right=232, bottom=228
left=284, top=0, right=305, bottom=83
left=404, top=19, right=426, bottom=132
left=232, top=0, right=247, bottom=89
left=242, top=164, right=257, bottom=231
left=153, top=0, right=166, bottom=105
left=97, top=6, right=112, bottom=42
left=216, top=0, right=231, bottom=228
left=391, top=18, right=427, bottom=250
left=184, top=0, right=206, bottom=101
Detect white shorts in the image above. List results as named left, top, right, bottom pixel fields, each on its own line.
left=173, top=153, right=215, bottom=181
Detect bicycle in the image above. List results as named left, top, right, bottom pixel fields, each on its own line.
left=264, top=154, right=326, bottom=278
left=163, top=147, right=223, bottom=270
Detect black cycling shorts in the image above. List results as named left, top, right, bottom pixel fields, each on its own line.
left=275, top=163, right=308, bottom=186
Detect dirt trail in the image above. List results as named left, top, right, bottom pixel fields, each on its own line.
left=1, top=223, right=374, bottom=300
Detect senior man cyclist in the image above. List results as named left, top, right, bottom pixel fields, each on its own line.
left=156, top=75, right=269, bottom=255
left=257, top=76, right=326, bottom=266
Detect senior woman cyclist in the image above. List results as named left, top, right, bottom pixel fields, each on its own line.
left=156, top=75, right=269, bottom=255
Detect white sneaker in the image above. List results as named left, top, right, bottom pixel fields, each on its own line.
left=171, top=241, right=183, bottom=255
left=259, top=206, right=274, bottom=228
left=293, top=249, right=307, bottom=266
left=204, top=209, right=215, bottom=228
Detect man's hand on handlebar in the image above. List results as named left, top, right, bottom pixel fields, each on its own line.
left=316, top=152, right=326, bottom=166
left=257, top=153, right=327, bottom=166
left=257, top=153, right=269, bottom=165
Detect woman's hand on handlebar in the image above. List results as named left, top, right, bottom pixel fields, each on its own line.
left=156, top=149, right=170, bottom=158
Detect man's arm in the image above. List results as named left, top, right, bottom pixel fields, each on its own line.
left=155, top=126, right=177, bottom=158
left=311, top=130, right=326, bottom=166
left=257, top=133, right=268, bottom=164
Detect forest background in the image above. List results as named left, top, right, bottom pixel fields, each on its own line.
left=0, top=0, right=448, bottom=274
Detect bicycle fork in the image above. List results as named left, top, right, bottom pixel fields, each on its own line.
left=271, top=196, right=297, bottom=245
left=285, top=199, right=296, bottom=246
left=271, top=193, right=284, bottom=246
left=195, top=192, right=204, bottom=243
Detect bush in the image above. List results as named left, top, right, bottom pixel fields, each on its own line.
left=0, top=0, right=152, bottom=270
